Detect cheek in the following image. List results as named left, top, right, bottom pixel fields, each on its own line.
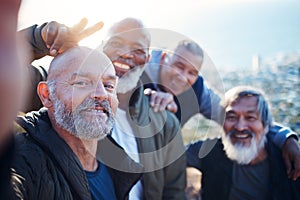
left=223, top=121, right=233, bottom=132
left=251, top=123, right=265, bottom=140
left=135, top=54, right=148, bottom=66
left=58, top=89, right=86, bottom=110
left=103, top=47, right=115, bottom=60
left=188, top=76, right=198, bottom=86
left=109, top=95, right=119, bottom=114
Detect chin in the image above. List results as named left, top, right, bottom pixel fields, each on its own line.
left=222, top=133, right=266, bottom=165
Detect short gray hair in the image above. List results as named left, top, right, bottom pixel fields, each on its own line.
left=175, top=39, right=203, bottom=58
left=223, top=86, right=273, bottom=127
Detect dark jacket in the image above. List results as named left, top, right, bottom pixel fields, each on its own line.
left=18, top=23, right=49, bottom=113
left=126, top=85, right=187, bottom=200
left=12, top=108, right=142, bottom=200
left=186, top=135, right=300, bottom=200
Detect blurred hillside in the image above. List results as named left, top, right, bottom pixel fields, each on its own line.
left=183, top=52, right=300, bottom=144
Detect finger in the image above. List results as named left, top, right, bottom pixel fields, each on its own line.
left=167, top=102, right=178, bottom=113
left=150, top=93, right=156, bottom=107
left=49, top=26, right=69, bottom=56
left=78, top=21, right=104, bottom=40
left=159, top=97, right=170, bottom=112
left=144, top=88, right=152, bottom=96
left=151, top=95, right=160, bottom=112
left=292, top=170, right=300, bottom=181
left=71, top=18, right=88, bottom=33
left=292, top=157, right=300, bottom=180
left=43, top=21, right=60, bottom=48
left=283, top=153, right=292, bottom=178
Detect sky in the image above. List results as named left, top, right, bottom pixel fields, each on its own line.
left=18, top=0, right=300, bottom=71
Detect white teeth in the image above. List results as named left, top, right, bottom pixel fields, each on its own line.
left=89, top=109, right=104, bottom=113
left=234, top=134, right=248, bottom=138
left=113, top=62, right=130, bottom=69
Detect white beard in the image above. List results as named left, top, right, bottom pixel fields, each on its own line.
left=221, top=131, right=267, bottom=165
left=117, top=67, right=144, bottom=94
left=49, top=86, right=114, bottom=140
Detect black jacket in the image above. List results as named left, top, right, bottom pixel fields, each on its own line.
left=12, top=108, right=142, bottom=200
left=186, top=135, right=300, bottom=200
left=124, top=85, right=187, bottom=200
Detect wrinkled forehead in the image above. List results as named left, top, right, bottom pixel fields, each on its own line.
left=77, top=51, right=115, bottom=75
left=226, top=96, right=259, bottom=111
left=51, top=49, right=116, bottom=82
left=107, top=27, right=150, bottom=46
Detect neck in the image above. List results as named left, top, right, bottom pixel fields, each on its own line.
left=52, top=122, right=98, bottom=171
left=249, top=147, right=268, bottom=165
left=117, top=90, right=134, bottom=110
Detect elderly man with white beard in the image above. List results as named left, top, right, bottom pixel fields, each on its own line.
left=186, top=86, right=300, bottom=200
left=11, top=46, right=142, bottom=200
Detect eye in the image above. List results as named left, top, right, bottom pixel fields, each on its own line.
left=226, top=114, right=237, bottom=121
left=108, top=40, right=122, bottom=48
left=189, top=70, right=198, bottom=77
left=104, top=83, right=115, bottom=91
left=173, top=63, right=184, bottom=70
left=71, top=80, right=92, bottom=87
left=133, top=48, right=146, bottom=55
left=246, top=116, right=257, bottom=121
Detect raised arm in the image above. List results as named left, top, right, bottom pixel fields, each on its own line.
left=17, top=18, right=104, bottom=63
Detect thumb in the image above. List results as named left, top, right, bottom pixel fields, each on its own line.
left=167, top=102, right=178, bottom=113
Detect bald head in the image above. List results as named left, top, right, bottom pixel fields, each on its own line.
left=106, top=17, right=150, bottom=45
left=102, top=18, right=151, bottom=94
left=37, top=46, right=119, bottom=139
left=47, top=46, right=115, bottom=83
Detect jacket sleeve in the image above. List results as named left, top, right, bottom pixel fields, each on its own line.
left=268, top=122, right=299, bottom=148
left=11, top=134, right=51, bottom=199
left=185, top=141, right=203, bottom=170
left=17, top=23, right=49, bottom=63
left=162, top=113, right=187, bottom=200
left=193, top=76, right=224, bottom=125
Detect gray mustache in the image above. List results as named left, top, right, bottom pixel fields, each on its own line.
left=76, top=98, right=113, bottom=117
left=227, top=129, right=254, bottom=137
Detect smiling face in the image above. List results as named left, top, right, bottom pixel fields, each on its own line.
left=222, top=95, right=267, bottom=164
left=40, top=47, right=118, bottom=140
left=103, top=18, right=150, bottom=93
left=160, top=46, right=203, bottom=96
left=223, top=96, right=265, bottom=147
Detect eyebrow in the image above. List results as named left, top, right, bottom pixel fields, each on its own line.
left=70, top=72, right=118, bottom=81
left=111, top=36, right=146, bottom=48
left=226, top=109, right=257, bottom=114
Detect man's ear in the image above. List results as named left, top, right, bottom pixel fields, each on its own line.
left=160, top=52, right=167, bottom=65
left=147, top=53, right=151, bottom=63
left=37, top=81, right=53, bottom=108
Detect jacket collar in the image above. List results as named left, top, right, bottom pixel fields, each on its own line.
left=16, top=108, right=91, bottom=199
left=16, top=108, right=143, bottom=200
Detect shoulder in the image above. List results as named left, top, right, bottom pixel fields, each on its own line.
left=12, top=133, right=48, bottom=179
left=160, top=110, right=181, bottom=139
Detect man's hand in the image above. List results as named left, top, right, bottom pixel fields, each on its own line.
left=144, top=88, right=178, bottom=113
left=185, top=167, right=201, bottom=200
left=282, top=137, right=300, bottom=180
left=41, top=18, right=104, bottom=56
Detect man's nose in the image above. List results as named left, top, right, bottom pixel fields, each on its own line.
left=234, top=118, right=248, bottom=131
left=176, top=70, right=189, bottom=82
left=91, top=82, right=108, bottom=100
left=118, top=47, right=134, bottom=59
